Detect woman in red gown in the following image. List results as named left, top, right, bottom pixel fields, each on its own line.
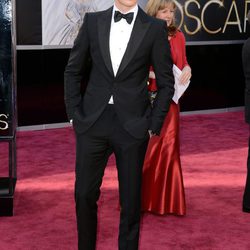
left=141, top=0, right=192, bottom=216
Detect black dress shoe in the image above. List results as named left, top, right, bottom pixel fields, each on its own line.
left=242, top=205, right=250, bottom=213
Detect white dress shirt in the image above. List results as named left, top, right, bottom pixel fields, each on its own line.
left=108, top=4, right=138, bottom=104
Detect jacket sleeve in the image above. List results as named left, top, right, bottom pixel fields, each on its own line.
left=149, top=20, right=175, bottom=134
left=64, top=14, right=90, bottom=121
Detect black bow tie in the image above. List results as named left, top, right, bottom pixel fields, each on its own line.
left=114, top=10, right=134, bottom=24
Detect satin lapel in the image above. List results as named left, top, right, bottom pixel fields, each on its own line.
left=98, top=7, right=114, bottom=76
left=116, top=8, right=151, bottom=77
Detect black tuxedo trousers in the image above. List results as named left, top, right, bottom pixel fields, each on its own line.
left=75, top=105, right=149, bottom=250
left=243, top=136, right=250, bottom=207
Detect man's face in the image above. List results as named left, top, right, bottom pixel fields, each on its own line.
left=115, top=0, right=137, bottom=12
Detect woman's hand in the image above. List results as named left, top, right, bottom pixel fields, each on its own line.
left=179, top=65, right=191, bottom=84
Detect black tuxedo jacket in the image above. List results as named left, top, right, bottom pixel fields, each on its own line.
left=64, top=6, right=174, bottom=138
left=242, top=38, right=250, bottom=124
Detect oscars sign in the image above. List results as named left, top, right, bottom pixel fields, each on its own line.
left=0, top=114, right=9, bottom=131
left=174, top=0, right=250, bottom=43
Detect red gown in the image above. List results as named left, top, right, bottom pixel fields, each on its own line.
left=141, top=31, right=189, bottom=216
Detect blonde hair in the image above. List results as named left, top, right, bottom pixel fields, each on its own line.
left=145, top=0, right=177, bottom=36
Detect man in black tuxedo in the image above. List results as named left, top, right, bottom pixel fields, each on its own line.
left=242, top=10, right=250, bottom=213
left=64, top=0, right=174, bottom=249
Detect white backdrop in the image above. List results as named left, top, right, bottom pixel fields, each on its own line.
left=42, top=0, right=148, bottom=46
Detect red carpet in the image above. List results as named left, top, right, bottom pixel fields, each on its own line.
left=0, top=111, right=250, bottom=250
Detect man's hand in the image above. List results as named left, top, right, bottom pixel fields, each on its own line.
left=148, top=130, right=156, bottom=138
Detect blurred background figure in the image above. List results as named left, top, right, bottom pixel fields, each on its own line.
left=63, top=0, right=114, bottom=44
left=43, top=0, right=113, bottom=45
left=141, top=0, right=191, bottom=216
left=242, top=10, right=250, bottom=213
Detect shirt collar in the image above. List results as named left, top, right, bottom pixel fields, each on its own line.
left=112, top=4, right=138, bottom=20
